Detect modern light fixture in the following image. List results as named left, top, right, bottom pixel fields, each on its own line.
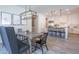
left=21, top=5, right=37, bottom=20
left=46, top=8, right=63, bottom=19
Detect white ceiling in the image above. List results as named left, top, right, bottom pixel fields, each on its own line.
left=0, top=5, right=79, bottom=15
left=18, top=5, right=79, bottom=13
left=0, top=5, right=25, bottom=14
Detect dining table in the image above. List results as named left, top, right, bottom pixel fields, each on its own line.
left=16, top=31, right=42, bottom=53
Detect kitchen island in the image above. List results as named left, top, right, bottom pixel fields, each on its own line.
left=48, top=26, right=68, bottom=39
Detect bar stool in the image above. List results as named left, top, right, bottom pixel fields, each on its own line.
left=60, top=28, right=65, bottom=39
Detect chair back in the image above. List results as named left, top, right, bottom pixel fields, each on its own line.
left=0, top=27, right=19, bottom=53
left=40, top=33, right=48, bottom=44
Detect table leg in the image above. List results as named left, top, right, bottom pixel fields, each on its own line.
left=28, top=38, right=32, bottom=54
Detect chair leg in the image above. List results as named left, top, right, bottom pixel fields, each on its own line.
left=40, top=45, right=44, bottom=54
left=34, top=43, right=37, bottom=51
left=45, top=44, right=48, bottom=50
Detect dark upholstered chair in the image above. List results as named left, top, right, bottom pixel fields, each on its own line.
left=0, top=26, right=29, bottom=54
left=35, top=33, right=48, bottom=54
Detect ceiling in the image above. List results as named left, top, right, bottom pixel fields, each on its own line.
left=18, top=5, right=79, bottom=13
left=0, top=5, right=79, bottom=15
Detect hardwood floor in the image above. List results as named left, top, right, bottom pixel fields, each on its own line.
left=1, top=34, right=79, bottom=54
left=46, top=34, right=79, bottom=54
left=31, top=34, right=79, bottom=54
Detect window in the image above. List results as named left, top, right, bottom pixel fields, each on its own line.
left=2, top=13, right=11, bottom=25
left=13, top=15, right=20, bottom=25
left=1, top=12, right=22, bottom=25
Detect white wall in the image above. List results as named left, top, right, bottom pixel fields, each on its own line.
left=25, top=19, right=32, bottom=32
left=37, top=13, right=46, bottom=33
left=68, top=13, right=79, bottom=34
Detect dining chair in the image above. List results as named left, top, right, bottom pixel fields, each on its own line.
left=0, top=26, right=30, bottom=54
left=35, top=32, right=48, bottom=54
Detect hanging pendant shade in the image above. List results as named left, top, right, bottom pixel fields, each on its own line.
left=20, top=5, right=37, bottom=20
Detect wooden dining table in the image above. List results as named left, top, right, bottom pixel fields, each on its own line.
left=16, top=32, right=42, bottom=53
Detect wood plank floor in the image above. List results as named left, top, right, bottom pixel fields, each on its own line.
left=46, top=34, right=79, bottom=54
left=32, top=34, right=79, bottom=54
